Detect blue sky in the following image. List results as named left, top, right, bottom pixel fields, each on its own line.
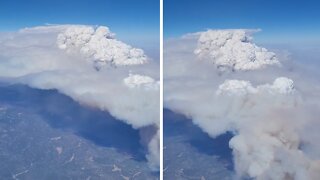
left=0, top=0, right=159, bottom=51
left=164, top=0, right=320, bottom=44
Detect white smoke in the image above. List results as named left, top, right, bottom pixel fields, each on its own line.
left=146, top=129, right=160, bottom=171
left=216, top=77, right=295, bottom=95
left=57, top=26, right=147, bottom=68
left=0, top=25, right=159, bottom=170
left=164, top=29, right=320, bottom=179
left=194, top=29, right=279, bottom=71
left=123, top=73, right=160, bottom=90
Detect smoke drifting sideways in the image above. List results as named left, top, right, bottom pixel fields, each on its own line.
left=164, top=29, right=320, bottom=179
left=0, top=25, right=159, bottom=170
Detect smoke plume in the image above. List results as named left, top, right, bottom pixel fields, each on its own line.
left=0, top=25, right=159, bottom=170
left=164, top=29, right=320, bottom=179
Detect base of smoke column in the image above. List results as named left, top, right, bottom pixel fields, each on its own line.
left=139, top=125, right=160, bottom=171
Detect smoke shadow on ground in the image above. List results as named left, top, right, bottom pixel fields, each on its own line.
left=0, top=84, right=147, bottom=161
left=164, top=108, right=234, bottom=170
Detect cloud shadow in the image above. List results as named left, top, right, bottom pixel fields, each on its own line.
left=0, top=84, right=147, bottom=161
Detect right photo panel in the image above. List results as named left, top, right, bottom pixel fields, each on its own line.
left=164, top=0, right=320, bottom=179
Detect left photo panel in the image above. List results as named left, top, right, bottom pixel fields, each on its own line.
left=0, top=0, right=160, bottom=179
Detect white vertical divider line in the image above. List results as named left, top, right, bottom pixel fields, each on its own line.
left=159, top=0, right=164, bottom=179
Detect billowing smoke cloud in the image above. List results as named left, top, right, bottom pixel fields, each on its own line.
left=194, top=29, right=279, bottom=71
left=56, top=25, right=147, bottom=68
left=123, top=73, right=160, bottom=90
left=164, top=29, right=320, bottom=179
left=0, top=25, right=159, bottom=170
left=216, top=77, right=295, bottom=95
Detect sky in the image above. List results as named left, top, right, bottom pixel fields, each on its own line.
left=0, top=0, right=159, bottom=51
left=164, top=0, right=320, bottom=44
